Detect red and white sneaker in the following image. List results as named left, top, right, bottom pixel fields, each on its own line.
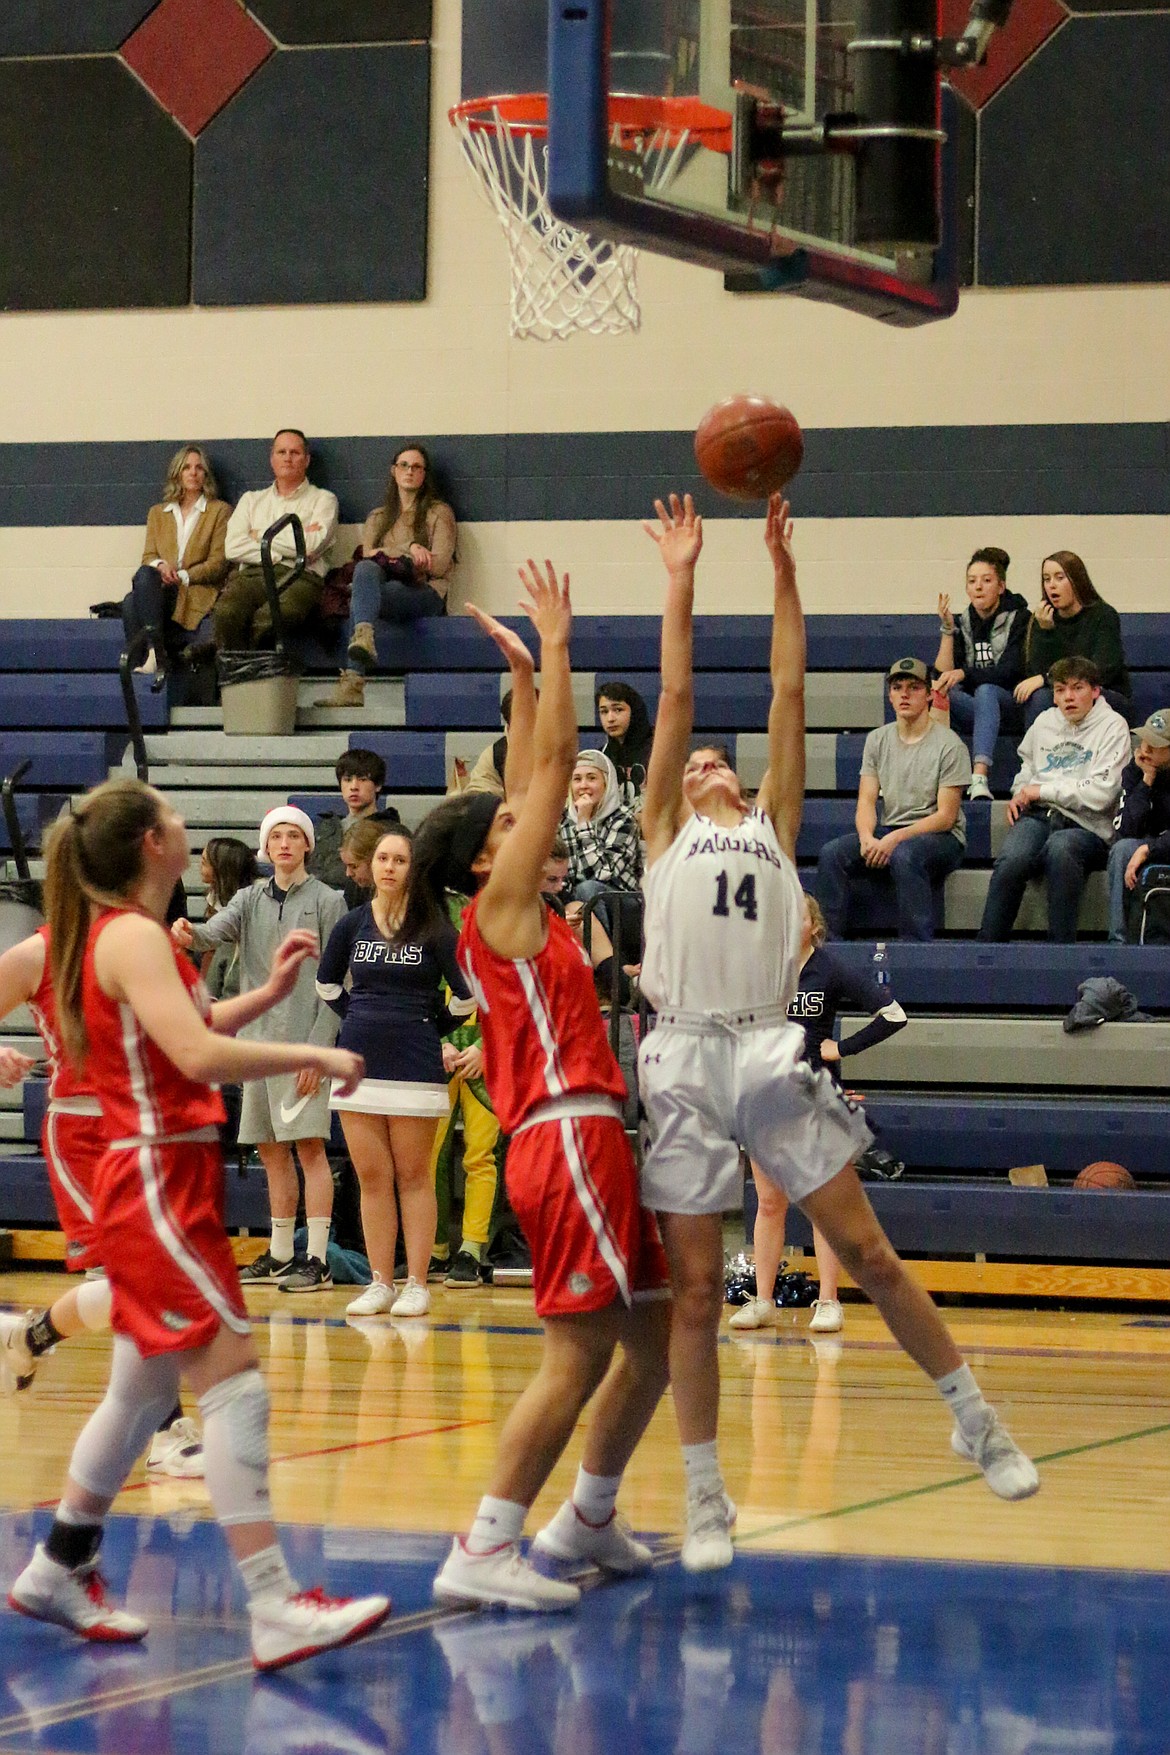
left=250, top=1586, right=391, bottom=1672
left=0, top=1311, right=36, bottom=1394
left=433, top=1538, right=580, bottom=1611
left=8, top=1545, right=148, bottom=1642
left=532, top=1502, right=653, bottom=1574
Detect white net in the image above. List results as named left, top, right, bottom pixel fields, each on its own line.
left=451, top=103, right=693, bottom=341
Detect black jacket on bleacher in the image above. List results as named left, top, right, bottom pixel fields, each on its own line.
left=1115, top=760, right=1170, bottom=865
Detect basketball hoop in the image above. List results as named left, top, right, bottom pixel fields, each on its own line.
left=449, top=92, right=732, bottom=340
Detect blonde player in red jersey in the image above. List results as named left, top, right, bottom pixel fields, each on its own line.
left=411, top=562, right=671, bottom=1613
left=638, top=492, right=1039, bottom=1573
left=0, top=926, right=204, bottom=1474
left=6, top=778, right=390, bottom=1670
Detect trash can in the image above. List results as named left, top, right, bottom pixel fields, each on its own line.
left=218, top=511, right=306, bottom=737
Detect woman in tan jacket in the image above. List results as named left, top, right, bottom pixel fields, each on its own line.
left=122, top=445, right=231, bottom=675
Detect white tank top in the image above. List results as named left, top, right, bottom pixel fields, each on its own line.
left=640, top=807, right=806, bottom=1014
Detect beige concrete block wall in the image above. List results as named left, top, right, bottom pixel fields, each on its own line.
left=0, top=0, right=1166, bottom=620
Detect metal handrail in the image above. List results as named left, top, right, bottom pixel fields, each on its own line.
left=258, top=512, right=307, bottom=660
left=117, top=625, right=162, bottom=782
left=1, top=760, right=32, bottom=882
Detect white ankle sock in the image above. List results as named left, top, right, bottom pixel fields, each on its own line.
left=306, top=1218, right=330, bottom=1264
left=681, top=1440, right=723, bottom=1501
left=466, top=1494, right=526, bottom=1554
left=935, top=1363, right=990, bottom=1436
left=239, top=1543, right=295, bottom=1606
left=571, top=1466, right=621, bottom=1525
left=269, top=1219, right=295, bottom=1264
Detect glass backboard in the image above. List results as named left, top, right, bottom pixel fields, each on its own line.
left=548, top=0, right=960, bottom=324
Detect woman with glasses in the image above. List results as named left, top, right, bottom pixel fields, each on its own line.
left=321, top=443, right=458, bottom=708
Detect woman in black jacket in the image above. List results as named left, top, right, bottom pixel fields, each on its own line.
left=933, top=547, right=1030, bottom=801
left=595, top=679, right=654, bottom=804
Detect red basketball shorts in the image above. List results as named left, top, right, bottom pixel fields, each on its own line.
left=41, top=1108, right=104, bottom=1273
left=94, top=1136, right=249, bottom=1357
left=506, top=1111, right=670, bottom=1319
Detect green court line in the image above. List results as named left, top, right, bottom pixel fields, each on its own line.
left=736, top=1417, right=1170, bottom=1546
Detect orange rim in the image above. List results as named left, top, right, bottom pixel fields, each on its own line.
left=449, top=90, right=733, bottom=153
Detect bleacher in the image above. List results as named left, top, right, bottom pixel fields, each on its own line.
left=1, top=608, right=1168, bottom=1294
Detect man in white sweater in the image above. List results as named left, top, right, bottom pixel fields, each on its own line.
left=213, top=429, right=339, bottom=649
left=978, top=656, right=1131, bottom=941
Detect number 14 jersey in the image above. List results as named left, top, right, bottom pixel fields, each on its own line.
left=640, top=807, right=805, bottom=1014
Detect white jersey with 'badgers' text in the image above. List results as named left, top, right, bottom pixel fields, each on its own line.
left=640, top=807, right=806, bottom=1015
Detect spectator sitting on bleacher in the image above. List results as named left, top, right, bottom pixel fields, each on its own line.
left=309, top=748, right=401, bottom=891
left=122, top=444, right=231, bottom=678
left=448, top=688, right=518, bottom=799
left=1107, top=708, right=1170, bottom=943
left=815, top=657, right=971, bottom=942
left=560, top=748, right=642, bottom=944
left=978, top=658, right=1131, bottom=943
left=933, top=547, right=1029, bottom=802
left=317, top=444, right=457, bottom=709
left=212, top=429, right=338, bottom=652
left=596, top=680, right=654, bottom=805
left=1015, top=551, right=1131, bottom=726
left=199, top=836, right=259, bottom=1003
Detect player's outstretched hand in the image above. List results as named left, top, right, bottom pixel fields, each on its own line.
left=268, top=929, right=319, bottom=1002
left=764, top=493, right=794, bottom=583
left=465, top=603, right=536, bottom=675
left=0, top=1046, right=36, bottom=1089
left=518, top=559, right=572, bottom=646
left=643, top=492, right=702, bottom=574
left=321, top=1047, right=364, bottom=1098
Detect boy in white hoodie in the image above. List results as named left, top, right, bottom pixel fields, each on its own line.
left=978, top=657, right=1131, bottom=941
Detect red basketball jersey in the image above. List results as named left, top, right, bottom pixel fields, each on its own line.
left=29, top=925, right=96, bottom=1104
left=82, top=910, right=226, bottom=1138
left=457, top=896, right=627, bottom=1134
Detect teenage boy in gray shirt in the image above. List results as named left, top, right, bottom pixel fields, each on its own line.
left=174, top=806, right=347, bottom=1292
left=815, top=657, right=971, bottom=940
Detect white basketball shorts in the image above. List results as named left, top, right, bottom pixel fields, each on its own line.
left=638, top=1015, right=873, bottom=1216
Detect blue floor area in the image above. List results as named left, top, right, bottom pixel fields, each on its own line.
left=1, top=1511, right=1167, bottom=1752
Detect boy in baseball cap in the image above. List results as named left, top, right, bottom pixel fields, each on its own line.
left=174, top=805, right=348, bottom=1289
left=1107, top=708, right=1170, bottom=941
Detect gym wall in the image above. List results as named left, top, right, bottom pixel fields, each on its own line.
left=0, top=0, right=1166, bottom=624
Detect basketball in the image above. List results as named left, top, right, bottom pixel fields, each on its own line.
left=694, top=395, right=804, bottom=502
left=1074, top=1161, right=1136, bottom=1190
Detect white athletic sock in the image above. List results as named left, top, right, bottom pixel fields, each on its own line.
left=269, top=1218, right=295, bottom=1264
left=76, top=1277, right=113, bottom=1332
left=935, top=1363, right=991, bottom=1437
left=682, top=1440, right=724, bottom=1502
left=238, top=1543, right=295, bottom=1606
left=306, top=1217, right=330, bottom=1265
left=571, top=1466, right=621, bottom=1525
left=466, top=1494, right=526, bottom=1554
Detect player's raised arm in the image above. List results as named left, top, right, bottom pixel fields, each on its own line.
left=755, top=494, right=805, bottom=863
left=464, top=604, right=538, bottom=804
left=477, top=561, right=577, bottom=950
left=642, top=494, right=703, bottom=864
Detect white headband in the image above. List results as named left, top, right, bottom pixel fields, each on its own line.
left=258, top=805, right=315, bottom=857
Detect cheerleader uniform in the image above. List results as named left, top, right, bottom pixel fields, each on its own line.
left=82, top=909, right=242, bottom=1356
left=638, top=807, right=872, bottom=1215
left=28, top=926, right=104, bottom=1272
left=316, top=904, right=473, bottom=1116
left=457, top=894, right=669, bottom=1319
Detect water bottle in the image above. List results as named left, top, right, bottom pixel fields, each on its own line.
left=872, top=941, right=890, bottom=994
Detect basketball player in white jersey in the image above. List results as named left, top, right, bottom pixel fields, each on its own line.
left=638, top=492, right=1039, bottom=1572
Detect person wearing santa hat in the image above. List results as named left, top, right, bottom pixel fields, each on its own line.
left=173, top=807, right=347, bottom=1292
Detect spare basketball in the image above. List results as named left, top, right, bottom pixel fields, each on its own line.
left=1074, top=1161, right=1136, bottom=1190
left=694, top=395, right=804, bottom=502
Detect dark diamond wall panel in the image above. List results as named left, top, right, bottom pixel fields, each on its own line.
left=248, top=0, right=430, bottom=44
left=0, top=59, right=190, bottom=311
left=193, top=46, right=428, bottom=305
left=979, top=15, right=1170, bottom=285
left=0, top=2, right=156, bottom=55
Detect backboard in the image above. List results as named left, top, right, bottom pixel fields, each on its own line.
left=547, top=0, right=961, bottom=325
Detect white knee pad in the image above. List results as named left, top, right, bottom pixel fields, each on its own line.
left=198, top=1369, right=273, bottom=1526
left=76, top=1276, right=113, bottom=1332
left=69, top=1334, right=182, bottom=1500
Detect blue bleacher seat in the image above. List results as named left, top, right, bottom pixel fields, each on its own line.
left=825, top=941, right=1170, bottom=1008
left=0, top=732, right=120, bottom=790
left=866, top=1093, right=1170, bottom=1176
left=0, top=621, right=126, bottom=673
left=0, top=674, right=165, bottom=731
left=345, top=733, right=449, bottom=790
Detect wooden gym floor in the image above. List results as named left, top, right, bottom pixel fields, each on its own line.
left=1, top=1270, right=1169, bottom=1751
